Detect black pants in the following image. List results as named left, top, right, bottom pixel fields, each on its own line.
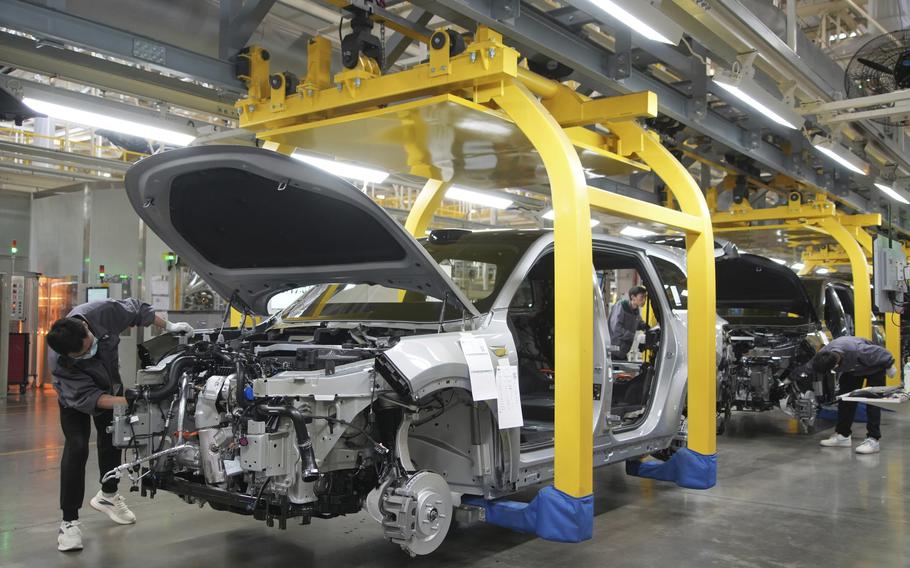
left=835, top=371, right=885, bottom=440
left=59, top=405, right=121, bottom=522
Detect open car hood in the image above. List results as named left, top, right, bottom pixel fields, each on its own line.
left=125, top=146, right=480, bottom=317
left=716, top=253, right=819, bottom=323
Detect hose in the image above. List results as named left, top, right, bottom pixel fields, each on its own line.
left=236, top=360, right=251, bottom=408
left=125, top=355, right=197, bottom=402
left=254, top=404, right=319, bottom=482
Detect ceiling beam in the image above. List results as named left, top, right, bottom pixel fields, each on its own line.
left=219, top=0, right=279, bottom=59
left=0, top=0, right=246, bottom=95
left=0, top=33, right=237, bottom=119
left=0, top=140, right=130, bottom=173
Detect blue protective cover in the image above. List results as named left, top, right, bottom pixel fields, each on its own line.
left=462, top=485, right=593, bottom=542
left=819, top=402, right=870, bottom=423
left=625, top=448, right=717, bottom=490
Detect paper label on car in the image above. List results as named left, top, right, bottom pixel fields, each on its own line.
left=459, top=335, right=497, bottom=401
left=495, top=361, right=524, bottom=429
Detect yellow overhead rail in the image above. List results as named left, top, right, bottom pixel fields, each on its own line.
left=235, top=26, right=718, bottom=512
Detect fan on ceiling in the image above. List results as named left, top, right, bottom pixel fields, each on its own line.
left=844, top=29, right=910, bottom=126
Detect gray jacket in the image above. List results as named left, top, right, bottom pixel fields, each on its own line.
left=608, top=299, right=646, bottom=356
left=50, top=298, right=155, bottom=415
left=816, top=336, right=894, bottom=377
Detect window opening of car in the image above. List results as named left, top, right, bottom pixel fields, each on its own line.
left=651, top=256, right=688, bottom=310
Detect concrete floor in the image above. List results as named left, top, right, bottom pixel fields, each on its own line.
left=1, top=390, right=908, bottom=568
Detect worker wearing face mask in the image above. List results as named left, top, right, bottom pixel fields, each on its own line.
left=46, top=298, right=194, bottom=552
left=608, top=286, right=650, bottom=360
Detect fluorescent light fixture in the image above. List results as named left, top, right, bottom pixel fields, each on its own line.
left=713, top=71, right=801, bottom=130
left=619, top=226, right=657, bottom=238
left=292, top=153, right=389, bottom=184
left=791, top=262, right=805, bottom=271
left=770, top=258, right=787, bottom=265
left=815, top=267, right=830, bottom=275
left=447, top=187, right=513, bottom=209
left=580, top=0, right=684, bottom=45
left=874, top=182, right=910, bottom=205
left=811, top=136, right=869, bottom=176
left=541, top=209, right=600, bottom=227
left=22, top=97, right=195, bottom=146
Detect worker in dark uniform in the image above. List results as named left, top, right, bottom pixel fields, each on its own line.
left=807, top=336, right=896, bottom=454
left=46, top=298, right=193, bottom=552
left=608, top=286, right=649, bottom=360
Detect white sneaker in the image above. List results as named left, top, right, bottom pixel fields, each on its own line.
left=855, top=438, right=881, bottom=454
left=820, top=433, right=852, bottom=447
left=57, top=521, right=82, bottom=552
left=90, top=491, right=136, bottom=525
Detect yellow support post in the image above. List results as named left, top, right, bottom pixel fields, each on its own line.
left=495, top=81, right=594, bottom=498
left=815, top=218, right=873, bottom=340
left=886, top=313, right=901, bottom=387
left=405, top=179, right=451, bottom=236
left=609, top=122, right=717, bottom=456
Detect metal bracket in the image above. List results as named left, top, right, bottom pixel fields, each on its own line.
left=606, top=26, right=631, bottom=81
left=491, top=0, right=520, bottom=25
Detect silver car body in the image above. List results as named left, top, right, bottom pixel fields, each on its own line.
left=113, top=146, right=704, bottom=555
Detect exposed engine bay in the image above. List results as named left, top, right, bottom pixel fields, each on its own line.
left=108, top=325, right=463, bottom=556
left=719, top=326, right=832, bottom=432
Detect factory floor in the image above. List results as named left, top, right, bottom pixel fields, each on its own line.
left=1, top=389, right=909, bottom=568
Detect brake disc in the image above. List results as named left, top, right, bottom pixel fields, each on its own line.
left=380, top=471, right=453, bottom=556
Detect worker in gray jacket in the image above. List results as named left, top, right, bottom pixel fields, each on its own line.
left=608, top=286, right=649, bottom=360
left=46, top=298, right=193, bottom=552
left=806, top=336, right=896, bottom=454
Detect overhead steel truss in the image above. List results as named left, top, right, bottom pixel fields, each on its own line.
left=407, top=0, right=895, bottom=228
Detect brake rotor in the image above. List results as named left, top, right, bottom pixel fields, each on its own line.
left=380, top=471, right=453, bottom=556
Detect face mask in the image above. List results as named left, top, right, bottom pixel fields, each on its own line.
left=75, top=336, right=98, bottom=360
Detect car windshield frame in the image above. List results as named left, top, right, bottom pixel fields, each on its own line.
left=278, top=231, right=542, bottom=323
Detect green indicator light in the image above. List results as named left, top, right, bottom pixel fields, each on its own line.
left=120, top=274, right=128, bottom=279
left=10, top=247, right=17, bottom=254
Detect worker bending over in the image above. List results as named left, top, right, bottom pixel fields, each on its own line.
left=608, top=286, right=649, bottom=360
left=807, top=336, right=896, bottom=454
left=46, top=298, right=193, bottom=552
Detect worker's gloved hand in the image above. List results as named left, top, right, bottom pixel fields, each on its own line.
left=887, top=365, right=897, bottom=378
left=637, top=321, right=650, bottom=331
left=165, top=321, right=194, bottom=336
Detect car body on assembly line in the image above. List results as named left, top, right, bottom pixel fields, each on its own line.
left=715, top=254, right=832, bottom=433
left=109, top=146, right=713, bottom=556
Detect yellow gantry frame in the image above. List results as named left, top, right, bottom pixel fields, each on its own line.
left=711, top=195, right=902, bottom=384
left=236, top=27, right=718, bottom=497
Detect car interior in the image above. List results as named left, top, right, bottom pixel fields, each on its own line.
left=507, top=249, right=664, bottom=449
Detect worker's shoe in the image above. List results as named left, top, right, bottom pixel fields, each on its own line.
left=90, top=491, right=136, bottom=525
left=819, top=433, right=852, bottom=447
left=57, top=521, right=82, bottom=552
left=855, top=438, right=881, bottom=454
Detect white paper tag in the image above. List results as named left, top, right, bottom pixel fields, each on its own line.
left=459, top=336, right=497, bottom=401
left=670, top=285, right=682, bottom=307
left=495, top=361, right=524, bottom=429
left=223, top=458, right=243, bottom=477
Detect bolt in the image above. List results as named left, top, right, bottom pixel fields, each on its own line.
left=469, top=52, right=477, bottom=63
left=427, top=507, right=438, bottom=522
left=247, top=104, right=255, bottom=113
left=440, top=65, right=447, bottom=71
left=336, top=83, right=342, bottom=91
left=488, top=47, right=496, bottom=59
left=430, top=67, right=436, bottom=73
left=354, top=77, right=361, bottom=88
left=306, top=89, right=314, bottom=97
